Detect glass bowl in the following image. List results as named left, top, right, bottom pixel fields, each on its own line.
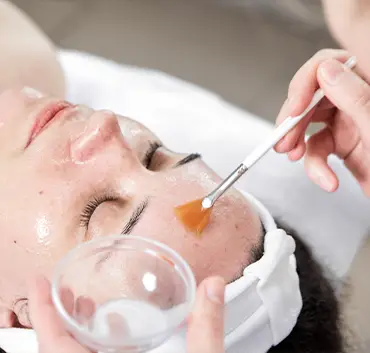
left=51, top=236, right=196, bottom=353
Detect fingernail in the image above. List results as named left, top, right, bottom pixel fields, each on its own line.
left=205, top=277, right=225, bottom=304
left=319, top=60, right=345, bottom=85
left=21, top=86, right=44, bottom=98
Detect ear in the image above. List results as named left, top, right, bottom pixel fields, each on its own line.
left=12, top=299, right=32, bottom=328
left=0, top=307, right=16, bottom=328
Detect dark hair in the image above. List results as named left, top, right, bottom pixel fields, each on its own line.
left=269, top=221, right=344, bottom=353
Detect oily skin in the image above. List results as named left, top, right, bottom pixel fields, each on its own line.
left=0, top=88, right=261, bottom=327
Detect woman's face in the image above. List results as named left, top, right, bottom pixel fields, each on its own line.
left=0, top=88, right=261, bottom=326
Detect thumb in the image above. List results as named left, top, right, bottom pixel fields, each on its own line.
left=187, top=277, right=225, bottom=353
left=28, top=275, right=92, bottom=353
left=318, top=58, right=370, bottom=134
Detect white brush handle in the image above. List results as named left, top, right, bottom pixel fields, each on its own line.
left=242, top=56, right=357, bottom=169
left=202, top=56, right=357, bottom=209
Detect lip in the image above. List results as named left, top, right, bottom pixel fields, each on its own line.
left=26, top=101, right=73, bottom=148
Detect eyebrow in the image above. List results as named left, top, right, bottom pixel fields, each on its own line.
left=121, top=198, right=149, bottom=235
left=174, top=153, right=201, bottom=168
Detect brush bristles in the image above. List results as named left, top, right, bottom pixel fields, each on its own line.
left=174, top=198, right=212, bottom=236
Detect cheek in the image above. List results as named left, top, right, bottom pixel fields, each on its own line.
left=0, top=90, right=26, bottom=126
left=0, top=90, right=39, bottom=155
left=0, top=212, right=80, bottom=306
left=131, top=194, right=261, bottom=283
left=0, top=183, right=85, bottom=301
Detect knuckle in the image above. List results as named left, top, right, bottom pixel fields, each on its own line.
left=315, top=49, right=337, bottom=60
left=277, top=99, right=289, bottom=122
left=288, top=53, right=329, bottom=94
left=288, top=71, right=305, bottom=96
left=201, top=321, right=224, bottom=339
left=288, top=49, right=347, bottom=97
left=314, top=48, right=346, bottom=61
left=353, top=88, right=370, bottom=112
left=211, top=323, right=224, bottom=338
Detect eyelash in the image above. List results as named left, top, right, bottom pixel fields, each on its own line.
left=143, top=142, right=162, bottom=169
left=79, top=142, right=160, bottom=229
left=121, top=199, right=148, bottom=234
left=174, top=153, right=201, bottom=167
left=80, top=194, right=117, bottom=228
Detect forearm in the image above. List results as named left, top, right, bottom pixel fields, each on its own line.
left=0, top=0, right=65, bottom=98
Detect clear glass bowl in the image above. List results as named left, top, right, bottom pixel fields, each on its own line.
left=51, top=236, right=196, bottom=353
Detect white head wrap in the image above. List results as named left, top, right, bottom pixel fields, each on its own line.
left=222, top=191, right=302, bottom=352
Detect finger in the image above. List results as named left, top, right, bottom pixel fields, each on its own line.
left=288, top=104, right=339, bottom=161
left=60, top=287, right=74, bottom=316
left=28, top=276, right=91, bottom=353
left=274, top=97, right=314, bottom=153
left=318, top=59, right=370, bottom=135
left=187, top=277, right=225, bottom=353
left=288, top=131, right=306, bottom=161
left=289, top=49, right=349, bottom=98
left=107, top=313, right=130, bottom=338
left=275, top=50, right=349, bottom=152
left=278, top=103, right=338, bottom=155
left=344, top=146, right=370, bottom=197
left=28, top=276, right=70, bottom=344
left=275, top=51, right=344, bottom=126
left=76, top=296, right=96, bottom=325
left=280, top=109, right=316, bottom=153
left=316, top=96, right=335, bottom=111
left=304, top=127, right=339, bottom=192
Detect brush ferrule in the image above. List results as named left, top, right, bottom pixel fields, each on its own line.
left=203, top=163, right=248, bottom=207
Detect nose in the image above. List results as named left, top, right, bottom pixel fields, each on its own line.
left=70, top=110, right=140, bottom=165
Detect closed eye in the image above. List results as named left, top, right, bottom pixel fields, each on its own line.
left=143, top=141, right=162, bottom=169
left=142, top=141, right=201, bottom=170
left=80, top=194, right=118, bottom=228
left=174, top=153, right=201, bottom=167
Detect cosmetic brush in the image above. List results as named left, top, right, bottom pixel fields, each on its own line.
left=174, top=56, right=357, bottom=236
